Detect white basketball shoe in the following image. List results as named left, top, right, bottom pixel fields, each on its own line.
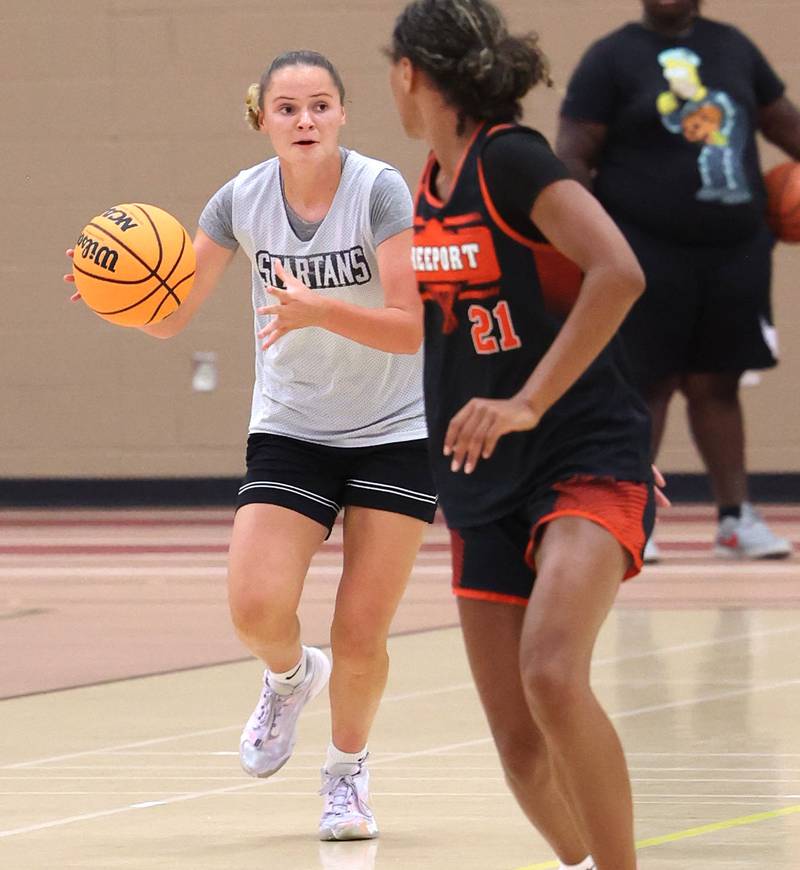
left=714, top=503, right=792, bottom=560
left=643, top=535, right=662, bottom=564
left=319, top=760, right=379, bottom=841
left=239, top=646, right=331, bottom=778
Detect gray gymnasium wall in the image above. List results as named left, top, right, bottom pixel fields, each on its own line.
left=2, top=0, right=799, bottom=483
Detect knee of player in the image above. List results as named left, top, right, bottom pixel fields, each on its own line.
left=228, top=582, right=288, bottom=635
left=519, top=652, right=584, bottom=726
left=681, top=371, right=741, bottom=403
left=330, top=618, right=389, bottom=667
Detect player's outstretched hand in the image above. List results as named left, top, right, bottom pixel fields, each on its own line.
left=63, top=248, right=81, bottom=301
left=444, top=396, right=540, bottom=475
left=652, top=464, right=671, bottom=508
left=257, top=259, right=329, bottom=350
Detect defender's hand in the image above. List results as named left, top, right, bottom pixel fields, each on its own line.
left=652, top=464, right=670, bottom=508
left=444, top=396, right=540, bottom=474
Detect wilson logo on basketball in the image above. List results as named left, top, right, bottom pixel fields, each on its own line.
left=75, top=233, right=119, bottom=273
left=413, top=214, right=501, bottom=334
left=100, top=208, right=139, bottom=232
left=72, top=202, right=196, bottom=328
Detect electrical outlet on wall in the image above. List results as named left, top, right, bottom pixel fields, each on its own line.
left=192, top=352, right=218, bottom=392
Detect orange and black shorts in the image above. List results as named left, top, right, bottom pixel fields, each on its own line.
left=449, top=476, right=655, bottom=607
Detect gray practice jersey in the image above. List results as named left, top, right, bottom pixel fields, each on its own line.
left=199, top=149, right=427, bottom=447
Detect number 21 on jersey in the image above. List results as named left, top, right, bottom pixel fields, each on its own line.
left=468, top=300, right=522, bottom=355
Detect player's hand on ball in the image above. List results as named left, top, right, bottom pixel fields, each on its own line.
left=444, top=396, right=540, bottom=474
left=257, top=259, right=329, bottom=350
left=63, top=248, right=82, bottom=301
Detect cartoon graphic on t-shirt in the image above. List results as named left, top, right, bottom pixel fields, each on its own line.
left=656, top=48, right=752, bottom=204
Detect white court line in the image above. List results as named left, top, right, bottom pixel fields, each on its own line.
left=2, top=793, right=797, bottom=805
left=1, top=682, right=472, bottom=770
left=593, top=620, right=800, bottom=667
left=0, top=737, right=490, bottom=839
left=0, top=792, right=188, bottom=797
left=613, top=676, right=800, bottom=719
left=1, top=724, right=246, bottom=769
left=4, top=775, right=798, bottom=785
left=2, top=634, right=800, bottom=837
left=5, top=666, right=798, bottom=841
left=628, top=752, right=800, bottom=757
left=0, top=794, right=786, bottom=808
left=630, top=766, right=800, bottom=772
left=630, top=777, right=800, bottom=783
left=6, top=621, right=800, bottom=771
left=407, top=751, right=800, bottom=759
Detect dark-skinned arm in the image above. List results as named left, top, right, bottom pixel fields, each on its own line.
left=555, top=117, right=609, bottom=190
left=759, top=95, right=800, bottom=161
left=444, top=179, right=645, bottom=474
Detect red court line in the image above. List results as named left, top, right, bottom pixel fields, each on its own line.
left=0, top=542, right=455, bottom=556
left=2, top=511, right=800, bottom=529
left=1, top=541, right=797, bottom=557
left=0, top=518, right=234, bottom=529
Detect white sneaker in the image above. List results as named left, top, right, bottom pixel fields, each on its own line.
left=643, top=535, right=662, bottom=564
left=319, top=760, right=379, bottom=841
left=239, top=646, right=331, bottom=778
left=714, top=503, right=792, bottom=560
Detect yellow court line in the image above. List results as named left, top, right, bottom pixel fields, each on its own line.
left=515, top=803, right=800, bottom=870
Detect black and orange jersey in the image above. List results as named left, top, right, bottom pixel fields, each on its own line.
left=414, top=122, right=652, bottom=528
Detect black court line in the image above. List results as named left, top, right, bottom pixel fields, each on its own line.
left=0, top=623, right=460, bottom=702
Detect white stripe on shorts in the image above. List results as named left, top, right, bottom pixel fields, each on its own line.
left=238, top=481, right=340, bottom=513
left=345, top=479, right=438, bottom=505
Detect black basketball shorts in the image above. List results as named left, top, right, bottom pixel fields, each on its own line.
left=617, top=221, right=778, bottom=388
left=237, top=433, right=438, bottom=534
left=450, top=476, right=655, bottom=606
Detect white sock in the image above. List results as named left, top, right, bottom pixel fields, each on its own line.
left=268, top=647, right=307, bottom=695
left=558, top=857, right=595, bottom=870
left=325, top=742, right=368, bottom=776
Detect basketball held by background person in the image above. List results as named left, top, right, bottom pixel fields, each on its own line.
left=66, top=49, right=437, bottom=841
left=557, top=0, right=800, bottom=561
left=387, top=1, right=668, bottom=868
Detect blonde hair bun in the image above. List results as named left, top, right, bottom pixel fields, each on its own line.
left=244, top=82, right=261, bottom=131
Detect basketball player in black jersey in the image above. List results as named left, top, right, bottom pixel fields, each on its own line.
left=388, top=2, right=667, bottom=868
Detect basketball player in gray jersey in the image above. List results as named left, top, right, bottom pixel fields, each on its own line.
left=68, top=50, right=435, bottom=841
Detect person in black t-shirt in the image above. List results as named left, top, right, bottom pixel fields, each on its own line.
left=388, top=2, right=667, bottom=868
left=558, top=0, right=800, bottom=561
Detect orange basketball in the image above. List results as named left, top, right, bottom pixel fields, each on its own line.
left=765, top=162, right=800, bottom=243
left=72, top=203, right=196, bottom=326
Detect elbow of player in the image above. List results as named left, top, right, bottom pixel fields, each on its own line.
left=395, top=334, right=423, bottom=354
left=616, top=260, right=646, bottom=302
left=389, top=317, right=423, bottom=354
left=404, top=323, right=425, bottom=354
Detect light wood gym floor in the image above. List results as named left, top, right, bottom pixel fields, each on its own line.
left=1, top=505, right=799, bottom=869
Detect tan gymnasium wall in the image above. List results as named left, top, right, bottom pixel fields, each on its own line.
left=2, top=0, right=798, bottom=481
